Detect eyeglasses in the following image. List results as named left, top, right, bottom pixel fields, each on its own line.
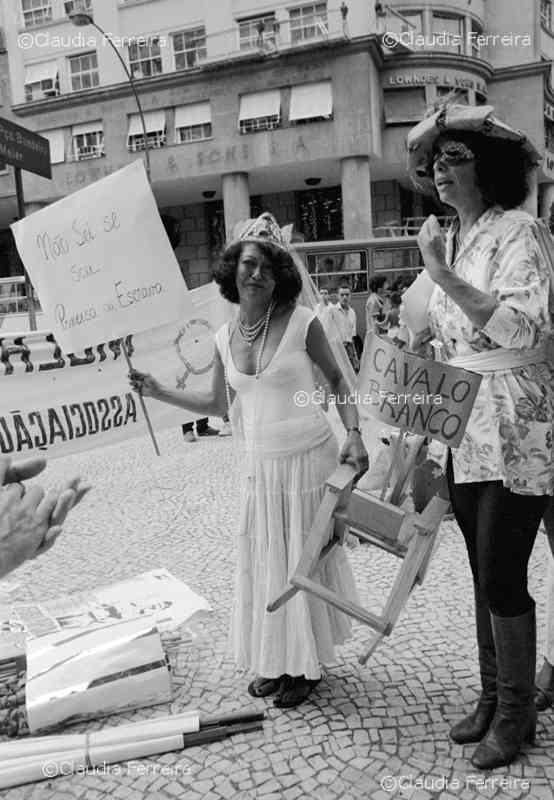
left=431, top=142, right=475, bottom=170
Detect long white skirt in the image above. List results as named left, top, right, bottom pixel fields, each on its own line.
left=231, top=434, right=360, bottom=680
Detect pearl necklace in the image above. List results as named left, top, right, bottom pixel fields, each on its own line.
left=254, top=300, right=275, bottom=380
left=238, top=302, right=273, bottom=346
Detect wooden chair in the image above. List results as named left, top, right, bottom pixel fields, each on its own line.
left=267, top=456, right=450, bottom=665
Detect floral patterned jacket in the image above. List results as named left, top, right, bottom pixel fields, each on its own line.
left=427, top=205, right=554, bottom=495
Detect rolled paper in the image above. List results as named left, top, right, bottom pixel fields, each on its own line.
left=0, top=711, right=200, bottom=762
left=0, top=719, right=264, bottom=790
left=0, top=733, right=86, bottom=762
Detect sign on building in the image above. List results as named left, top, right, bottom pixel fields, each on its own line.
left=0, top=116, right=51, bottom=179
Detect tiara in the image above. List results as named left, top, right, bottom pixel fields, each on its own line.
left=232, top=212, right=293, bottom=251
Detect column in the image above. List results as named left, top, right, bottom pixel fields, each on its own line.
left=539, top=182, right=554, bottom=220
left=341, top=156, right=372, bottom=239
left=222, top=172, right=250, bottom=241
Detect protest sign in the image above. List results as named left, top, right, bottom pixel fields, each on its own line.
left=400, top=270, right=435, bottom=335
left=0, top=282, right=234, bottom=459
left=10, top=160, right=193, bottom=353
left=357, top=334, right=481, bottom=447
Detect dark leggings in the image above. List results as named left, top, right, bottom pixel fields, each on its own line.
left=446, top=454, right=549, bottom=617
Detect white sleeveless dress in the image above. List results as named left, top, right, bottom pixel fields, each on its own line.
left=214, top=305, right=359, bottom=680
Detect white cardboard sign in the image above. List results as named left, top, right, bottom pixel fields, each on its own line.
left=11, top=160, right=193, bottom=352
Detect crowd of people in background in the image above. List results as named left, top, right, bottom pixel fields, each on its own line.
left=315, top=272, right=414, bottom=372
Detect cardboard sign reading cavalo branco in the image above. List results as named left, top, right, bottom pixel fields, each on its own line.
left=358, top=334, right=482, bottom=447
left=11, top=160, right=193, bottom=353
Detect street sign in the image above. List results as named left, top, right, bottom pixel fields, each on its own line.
left=0, top=116, right=51, bottom=179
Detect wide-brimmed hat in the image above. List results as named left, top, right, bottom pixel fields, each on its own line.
left=407, top=103, right=542, bottom=194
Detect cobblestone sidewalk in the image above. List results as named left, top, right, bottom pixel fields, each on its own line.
left=1, top=429, right=553, bottom=800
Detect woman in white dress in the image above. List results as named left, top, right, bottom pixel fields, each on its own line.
left=130, top=213, right=368, bottom=708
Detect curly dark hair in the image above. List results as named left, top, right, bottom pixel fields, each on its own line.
left=432, top=131, right=533, bottom=210
left=213, top=240, right=303, bottom=305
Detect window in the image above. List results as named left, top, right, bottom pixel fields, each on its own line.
left=289, top=80, right=333, bottom=124
left=40, top=129, right=65, bottom=164
left=238, top=13, right=277, bottom=50
left=432, top=13, right=464, bottom=54
left=384, top=88, right=426, bottom=124
left=64, top=0, right=92, bottom=15
left=437, top=86, right=469, bottom=104
left=387, top=9, right=423, bottom=36
left=470, top=20, right=483, bottom=57
left=307, top=251, right=368, bottom=294
left=175, top=102, right=212, bottom=143
left=173, top=28, right=207, bottom=71
left=21, top=0, right=52, bottom=28
left=71, top=122, right=104, bottom=160
left=546, top=119, right=554, bottom=152
left=476, top=92, right=488, bottom=106
left=239, top=89, right=281, bottom=134
left=24, top=61, right=59, bottom=102
left=129, top=37, right=162, bottom=80
left=290, top=3, right=327, bottom=44
left=68, top=52, right=99, bottom=92
left=542, top=0, right=552, bottom=30
left=127, top=110, right=166, bottom=151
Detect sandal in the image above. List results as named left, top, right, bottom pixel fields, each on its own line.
left=273, top=675, right=321, bottom=708
left=247, top=675, right=285, bottom=698
left=535, top=659, right=554, bottom=711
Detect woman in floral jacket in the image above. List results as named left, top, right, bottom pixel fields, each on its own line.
left=407, top=104, right=554, bottom=770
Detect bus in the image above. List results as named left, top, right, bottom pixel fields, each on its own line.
left=294, top=234, right=424, bottom=337
left=1, top=235, right=424, bottom=336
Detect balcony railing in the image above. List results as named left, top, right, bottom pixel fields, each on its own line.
left=0, top=277, right=39, bottom=317
left=374, top=216, right=455, bottom=237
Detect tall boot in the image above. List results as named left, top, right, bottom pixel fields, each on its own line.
left=471, top=606, right=537, bottom=770
left=450, top=585, right=497, bottom=744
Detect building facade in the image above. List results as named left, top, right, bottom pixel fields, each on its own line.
left=0, top=0, right=552, bottom=287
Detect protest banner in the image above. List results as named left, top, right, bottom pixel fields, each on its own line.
left=357, top=334, right=481, bottom=448
left=10, top=160, right=192, bottom=353
left=0, top=282, right=234, bottom=459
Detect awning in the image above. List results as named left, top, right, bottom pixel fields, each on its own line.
left=127, top=109, right=166, bottom=137
left=72, top=120, right=103, bottom=137
left=24, top=61, right=58, bottom=85
left=238, top=89, right=280, bottom=121
left=40, top=129, right=64, bottom=164
left=175, top=102, right=211, bottom=129
left=289, top=81, right=333, bottom=121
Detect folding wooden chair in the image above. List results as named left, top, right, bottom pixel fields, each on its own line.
left=267, top=450, right=450, bottom=665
